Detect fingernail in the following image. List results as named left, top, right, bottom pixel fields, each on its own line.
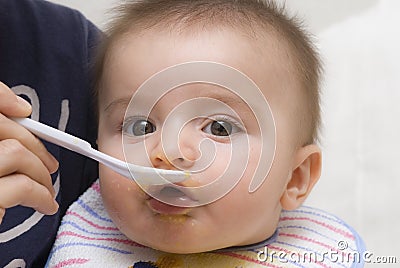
left=0, top=208, right=5, bottom=224
left=17, top=96, right=32, bottom=110
left=49, top=158, right=60, bottom=174
left=50, top=187, right=56, bottom=198
left=51, top=201, right=59, bottom=214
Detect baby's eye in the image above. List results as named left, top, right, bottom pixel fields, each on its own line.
left=123, top=118, right=156, bottom=136
left=203, top=120, right=238, bottom=137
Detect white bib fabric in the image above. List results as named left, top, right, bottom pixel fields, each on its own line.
left=46, top=181, right=365, bottom=268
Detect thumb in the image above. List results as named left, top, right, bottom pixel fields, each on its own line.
left=0, top=82, right=32, bottom=117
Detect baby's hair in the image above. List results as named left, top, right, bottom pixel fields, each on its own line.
left=93, top=0, right=322, bottom=145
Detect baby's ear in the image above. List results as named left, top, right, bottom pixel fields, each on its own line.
left=280, top=144, right=322, bottom=210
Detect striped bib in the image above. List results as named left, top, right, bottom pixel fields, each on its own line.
left=47, top=181, right=365, bottom=268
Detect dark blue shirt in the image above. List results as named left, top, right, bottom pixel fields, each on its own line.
left=0, top=0, right=100, bottom=266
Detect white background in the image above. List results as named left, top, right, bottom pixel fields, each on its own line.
left=48, top=0, right=400, bottom=266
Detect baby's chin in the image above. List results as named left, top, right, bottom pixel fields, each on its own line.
left=119, top=212, right=278, bottom=254
left=116, top=213, right=235, bottom=254
left=140, top=238, right=232, bottom=254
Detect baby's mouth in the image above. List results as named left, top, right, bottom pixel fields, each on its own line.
left=146, top=185, right=199, bottom=215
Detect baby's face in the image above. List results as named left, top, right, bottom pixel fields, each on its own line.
left=97, top=27, right=311, bottom=253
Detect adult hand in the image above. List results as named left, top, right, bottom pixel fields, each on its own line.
left=0, top=82, right=59, bottom=225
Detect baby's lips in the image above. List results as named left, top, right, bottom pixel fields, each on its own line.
left=147, top=197, right=192, bottom=215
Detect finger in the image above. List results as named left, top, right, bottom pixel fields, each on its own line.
left=0, top=207, right=5, bottom=225
left=0, top=114, right=59, bottom=174
left=0, top=139, right=56, bottom=197
left=0, top=81, right=32, bottom=117
left=0, top=174, right=58, bottom=215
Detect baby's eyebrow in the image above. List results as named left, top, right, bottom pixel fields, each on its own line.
left=103, top=93, right=252, bottom=116
left=203, top=93, right=250, bottom=111
left=211, top=95, right=245, bottom=107
left=208, top=93, right=256, bottom=119
left=104, top=97, right=131, bottom=114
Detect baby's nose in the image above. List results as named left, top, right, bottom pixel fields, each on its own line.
left=150, top=133, right=199, bottom=170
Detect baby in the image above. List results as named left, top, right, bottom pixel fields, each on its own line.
left=47, top=0, right=364, bottom=267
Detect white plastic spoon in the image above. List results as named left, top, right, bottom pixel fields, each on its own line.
left=12, top=117, right=188, bottom=185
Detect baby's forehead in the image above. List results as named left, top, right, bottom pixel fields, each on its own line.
left=103, top=25, right=302, bottom=117
left=139, top=83, right=257, bottom=115
left=107, top=25, right=296, bottom=93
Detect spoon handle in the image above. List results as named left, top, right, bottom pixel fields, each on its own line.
left=11, top=117, right=187, bottom=184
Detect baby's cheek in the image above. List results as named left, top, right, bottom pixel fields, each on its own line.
left=100, top=168, right=146, bottom=209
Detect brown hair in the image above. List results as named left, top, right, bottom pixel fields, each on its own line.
left=93, top=0, right=323, bottom=144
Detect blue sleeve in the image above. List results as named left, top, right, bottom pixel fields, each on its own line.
left=0, top=0, right=101, bottom=266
